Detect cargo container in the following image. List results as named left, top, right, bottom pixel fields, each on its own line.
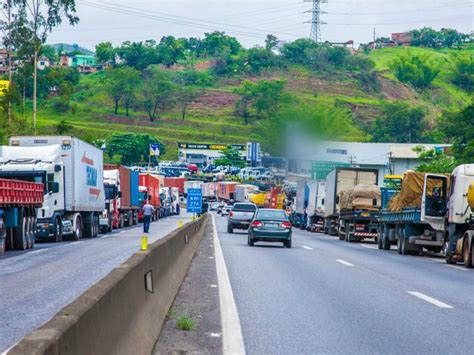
left=138, top=173, right=162, bottom=222
left=217, top=181, right=239, bottom=201
left=0, top=178, right=44, bottom=255
left=307, top=181, right=325, bottom=232
left=324, top=168, right=379, bottom=236
left=100, top=165, right=139, bottom=231
left=184, top=180, right=203, bottom=196
left=163, top=177, right=186, bottom=195
left=201, top=182, right=217, bottom=200
left=235, top=184, right=259, bottom=202
left=0, top=136, right=105, bottom=241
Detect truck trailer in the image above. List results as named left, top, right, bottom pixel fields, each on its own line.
left=324, top=168, right=379, bottom=236
left=138, top=173, right=162, bottom=221
left=0, top=136, right=105, bottom=241
left=307, top=181, right=325, bottom=232
left=0, top=178, right=44, bottom=255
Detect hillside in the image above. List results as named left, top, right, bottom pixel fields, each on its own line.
left=18, top=45, right=473, bottom=160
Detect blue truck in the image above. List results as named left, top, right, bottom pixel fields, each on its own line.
left=378, top=173, right=448, bottom=255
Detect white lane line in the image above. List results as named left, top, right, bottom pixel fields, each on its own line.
left=28, top=248, right=48, bottom=255
left=407, top=291, right=453, bottom=309
left=432, top=258, right=446, bottom=263
left=360, top=244, right=377, bottom=249
left=336, top=259, right=354, bottom=267
left=301, top=245, right=313, bottom=250
left=211, top=214, right=246, bottom=355
left=446, top=265, right=468, bottom=271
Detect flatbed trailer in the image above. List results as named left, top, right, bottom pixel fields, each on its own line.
left=0, top=178, right=44, bottom=255
left=338, top=209, right=379, bottom=242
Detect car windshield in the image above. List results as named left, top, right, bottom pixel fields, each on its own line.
left=233, top=203, right=256, bottom=212
left=256, top=210, right=287, bottom=220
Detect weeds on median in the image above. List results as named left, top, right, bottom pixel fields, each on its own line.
left=176, top=315, right=197, bottom=331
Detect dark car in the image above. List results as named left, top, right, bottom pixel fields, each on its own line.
left=248, top=209, right=292, bottom=248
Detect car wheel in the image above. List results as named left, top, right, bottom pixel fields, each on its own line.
left=247, top=235, right=254, bottom=246
left=286, top=239, right=292, bottom=248
left=227, top=224, right=233, bottom=234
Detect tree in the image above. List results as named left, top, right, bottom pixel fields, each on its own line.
left=414, top=147, right=457, bottom=174
left=95, top=41, right=115, bottom=64
left=40, top=44, right=58, bottom=62
left=441, top=104, right=474, bottom=164
left=103, top=66, right=139, bottom=115
left=214, top=148, right=245, bottom=168
left=11, top=0, right=79, bottom=132
left=105, top=133, right=165, bottom=165
left=172, top=69, right=206, bottom=120
left=201, top=31, right=241, bottom=57
left=372, top=102, right=426, bottom=143
left=116, top=40, right=160, bottom=70
left=245, top=47, right=277, bottom=74
left=140, top=67, right=176, bottom=121
left=410, top=27, right=468, bottom=48
left=233, top=79, right=287, bottom=123
left=451, top=53, right=474, bottom=92
left=390, top=54, right=439, bottom=89
left=265, top=34, right=278, bottom=51
left=157, top=36, right=185, bottom=67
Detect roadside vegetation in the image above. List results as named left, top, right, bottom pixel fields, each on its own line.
left=0, top=25, right=472, bottom=162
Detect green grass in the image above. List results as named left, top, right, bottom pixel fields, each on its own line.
left=176, top=315, right=196, bottom=331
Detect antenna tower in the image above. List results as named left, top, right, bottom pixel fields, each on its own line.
left=304, top=0, right=327, bottom=43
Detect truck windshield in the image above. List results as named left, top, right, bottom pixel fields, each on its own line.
left=138, top=191, right=148, bottom=203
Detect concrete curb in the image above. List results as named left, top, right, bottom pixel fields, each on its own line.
left=9, top=215, right=210, bottom=355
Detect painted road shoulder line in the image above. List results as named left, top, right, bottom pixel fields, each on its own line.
left=336, top=259, right=354, bottom=267
left=301, top=245, right=313, bottom=250
left=407, top=291, right=453, bottom=309
left=360, top=244, right=378, bottom=249
left=211, top=214, right=246, bottom=355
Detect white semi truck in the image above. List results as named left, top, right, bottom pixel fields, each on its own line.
left=0, top=136, right=105, bottom=241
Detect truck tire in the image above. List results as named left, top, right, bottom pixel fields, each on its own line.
left=13, top=209, right=27, bottom=250
left=53, top=217, right=63, bottom=243
left=84, top=213, right=94, bottom=238
left=28, top=215, right=36, bottom=249
left=227, top=224, right=233, bottom=234
left=73, top=215, right=83, bottom=241
left=107, top=215, right=113, bottom=233
left=128, top=211, right=133, bottom=227
left=400, top=235, right=409, bottom=255
left=397, top=235, right=402, bottom=254
left=444, top=239, right=456, bottom=264
left=0, top=216, right=6, bottom=256
left=377, top=234, right=383, bottom=249
left=463, top=236, right=472, bottom=268
left=119, top=214, right=125, bottom=229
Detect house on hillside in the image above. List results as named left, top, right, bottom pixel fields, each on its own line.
left=37, top=56, right=51, bottom=70
left=391, top=32, right=412, bottom=46
left=71, top=55, right=97, bottom=73
left=326, top=40, right=356, bottom=54
left=0, top=49, right=10, bottom=75
left=59, top=54, right=71, bottom=67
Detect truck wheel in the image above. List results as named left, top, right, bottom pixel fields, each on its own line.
left=53, top=217, right=63, bottom=243
left=107, top=215, right=113, bottom=233
left=444, top=240, right=456, bottom=264
left=382, top=235, right=391, bottom=250
left=400, top=236, right=409, bottom=255
left=397, top=236, right=402, bottom=254
left=128, top=212, right=133, bottom=227
left=73, top=216, right=83, bottom=241
left=345, top=223, right=351, bottom=242
left=227, top=224, right=233, bottom=234
left=28, top=216, right=36, bottom=249
left=377, top=234, right=383, bottom=249
left=13, top=210, right=28, bottom=250
left=463, top=237, right=472, bottom=268
left=0, top=216, right=6, bottom=256
left=119, top=214, right=125, bottom=229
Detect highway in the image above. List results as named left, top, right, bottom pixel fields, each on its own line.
left=214, top=214, right=474, bottom=354
left=0, top=214, right=191, bottom=353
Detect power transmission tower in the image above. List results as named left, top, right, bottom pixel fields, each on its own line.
left=304, top=0, right=327, bottom=43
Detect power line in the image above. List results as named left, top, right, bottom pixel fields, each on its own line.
left=304, top=0, right=327, bottom=43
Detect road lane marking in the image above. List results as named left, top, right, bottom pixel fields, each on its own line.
left=407, top=291, right=453, bottom=309
left=211, top=214, right=246, bottom=355
left=301, top=245, right=313, bottom=250
left=336, top=259, right=354, bottom=267
left=446, top=265, right=468, bottom=271
left=28, top=249, right=48, bottom=255
left=360, top=244, right=377, bottom=249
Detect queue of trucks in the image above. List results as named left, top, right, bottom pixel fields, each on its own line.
left=0, top=136, right=182, bottom=256
left=295, top=165, right=474, bottom=268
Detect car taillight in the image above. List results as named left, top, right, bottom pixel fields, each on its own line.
left=281, top=221, right=292, bottom=229
left=229, top=211, right=233, bottom=217
left=251, top=220, right=263, bottom=228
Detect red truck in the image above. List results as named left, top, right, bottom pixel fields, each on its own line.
left=217, top=181, right=239, bottom=201
left=0, top=178, right=44, bottom=255
left=164, top=177, right=187, bottom=195
left=138, top=174, right=162, bottom=221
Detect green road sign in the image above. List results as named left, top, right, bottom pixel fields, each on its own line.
left=312, top=161, right=350, bottom=180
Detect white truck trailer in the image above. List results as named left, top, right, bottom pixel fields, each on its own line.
left=307, top=181, right=325, bottom=232
left=0, top=136, right=105, bottom=241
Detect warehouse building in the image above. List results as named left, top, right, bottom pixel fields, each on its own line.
left=177, top=142, right=246, bottom=167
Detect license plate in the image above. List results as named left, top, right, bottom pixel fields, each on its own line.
left=265, top=223, right=278, bottom=229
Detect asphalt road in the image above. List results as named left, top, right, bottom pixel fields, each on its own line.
left=0, top=213, right=192, bottom=353
left=214, top=214, right=474, bottom=354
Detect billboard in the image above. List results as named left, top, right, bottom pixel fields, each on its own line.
left=0, top=80, right=10, bottom=96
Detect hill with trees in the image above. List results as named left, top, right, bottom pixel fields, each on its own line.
left=1, top=28, right=472, bottom=162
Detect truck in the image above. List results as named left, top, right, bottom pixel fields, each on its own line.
left=0, top=178, right=44, bottom=255
left=227, top=202, right=257, bottom=233
left=138, top=173, right=162, bottom=221
left=235, top=184, right=259, bottom=202
left=100, top=165, right=139, bottom=232
left=378, top=171, right=448, bottom=255
left=445, top=164, right=474, bottom=267
left=216, top=181, right=239, bottom=201
left=337, top=184, right=381, bottom=242
left=307, top=181, right=325, bottom=232
left=324, top=168, right=379, bottom=236
left=0, top=136, right=105, bottom=241
left=201, top=182, right=217, bottom=200
left=163, top=177, right=186, bottom=195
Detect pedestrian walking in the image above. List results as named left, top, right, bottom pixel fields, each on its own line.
left=142, top=200, right=155, bottom=233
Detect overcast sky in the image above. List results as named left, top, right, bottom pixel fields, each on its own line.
left=49, top=0, right=473, bottom=50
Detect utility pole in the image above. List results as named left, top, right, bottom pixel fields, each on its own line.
left=304, top=0, right=327, bottom=43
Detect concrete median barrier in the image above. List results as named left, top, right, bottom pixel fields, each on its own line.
left=9, top=215, right=210, bottom=355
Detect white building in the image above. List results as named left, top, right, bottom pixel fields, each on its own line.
left=286, top=139, right=451, bottom=185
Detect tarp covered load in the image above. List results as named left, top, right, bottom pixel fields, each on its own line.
left=387, top=171, right=450, bottom=212
left=339, top=184, right=381, bottom=211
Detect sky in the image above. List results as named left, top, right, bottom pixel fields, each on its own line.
left=49, top=0, right=473, bottom=50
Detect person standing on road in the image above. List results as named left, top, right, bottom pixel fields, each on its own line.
left=142, top=200, right=155, bottom=233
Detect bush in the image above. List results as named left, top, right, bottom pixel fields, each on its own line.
left=390, top=54, right=439, bottom=89
left=176, top=315, right=196, bottom=331
left=452, top=53, right=474, bottom=92
left=51, top=96, right=70, bottom=112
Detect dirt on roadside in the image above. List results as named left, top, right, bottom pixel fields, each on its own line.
left=153, top=222, right=222, bottom=355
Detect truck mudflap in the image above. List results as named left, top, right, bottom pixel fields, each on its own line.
left=353, top=232, right=378, bottom=238
left=412, top=239, right=443, bottom=247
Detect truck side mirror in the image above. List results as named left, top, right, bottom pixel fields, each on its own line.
left=117, top=191, right=122, bottom=198
left=54, top=164, right=62, bottom=172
